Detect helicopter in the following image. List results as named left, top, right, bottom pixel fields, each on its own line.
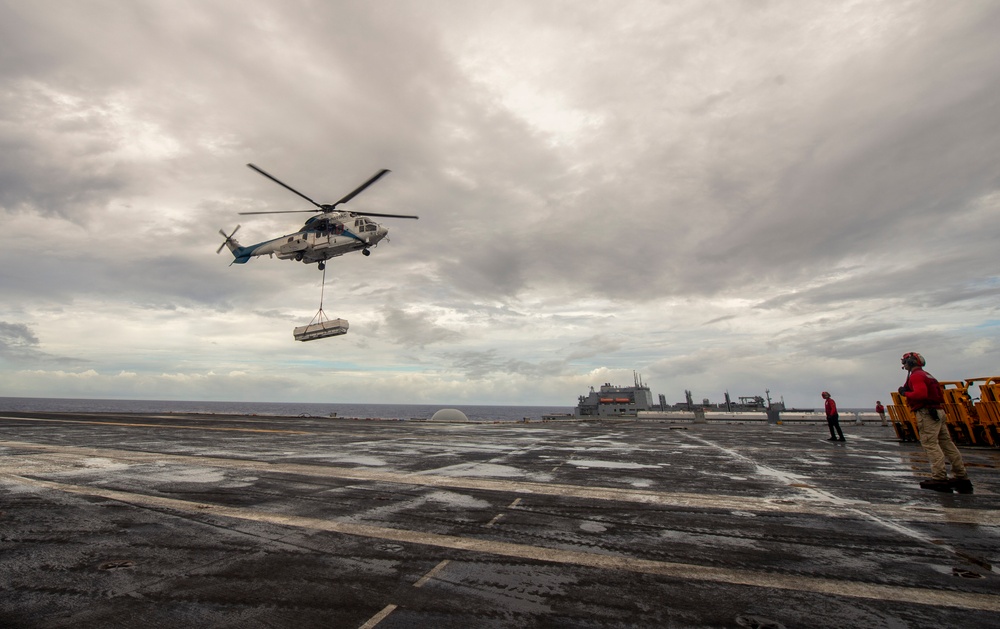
left=218, top=163, right=418, bottom=271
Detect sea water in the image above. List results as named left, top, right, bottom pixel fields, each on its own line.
left=0, top=397, right=572, bottom=422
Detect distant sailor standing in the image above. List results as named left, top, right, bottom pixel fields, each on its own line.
left=899, top=352, right=973, bottom=493
left=875, top=400, right=887, bottom=426
left=822, top=392, right=845, bottom=441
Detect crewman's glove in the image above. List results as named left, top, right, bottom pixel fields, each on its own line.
left=898, top=386, right=907, bottom=395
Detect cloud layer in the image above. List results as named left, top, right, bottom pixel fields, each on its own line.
left=2, top=1, right=998, bottom=407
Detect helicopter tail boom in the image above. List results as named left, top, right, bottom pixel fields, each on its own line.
left=229, top=247, right=254, bottom=264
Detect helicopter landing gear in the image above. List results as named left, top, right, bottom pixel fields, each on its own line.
left=362, top=249, right=371, bottom=256
left=318, top=261, right=326, bottom=271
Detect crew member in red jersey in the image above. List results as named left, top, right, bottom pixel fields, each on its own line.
left=875, top=401, right=886, bottom=426
left=821, top=392, right=844, bottom=441
left=900, top=352, right=972, bottom=493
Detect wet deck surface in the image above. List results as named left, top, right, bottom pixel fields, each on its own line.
left=1, top=412, right=998, bottom=628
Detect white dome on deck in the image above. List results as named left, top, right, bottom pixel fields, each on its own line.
left=430, top=408, right=469, bottom=422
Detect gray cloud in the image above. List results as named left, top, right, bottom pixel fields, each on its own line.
left=0, top=322, right=38, bottom=352
left=1, top=1, right=998, bottom=406
left=0, top=320, right=86, bottom=367
left=381, top=307, right=464, bottom=348
left=445, top=349, right=569, bottom=381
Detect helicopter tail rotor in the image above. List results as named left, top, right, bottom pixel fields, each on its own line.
left=217, top=225, right=241, bottom=254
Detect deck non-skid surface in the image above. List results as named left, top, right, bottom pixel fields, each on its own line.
left=0, top=412, right=997, bottom=628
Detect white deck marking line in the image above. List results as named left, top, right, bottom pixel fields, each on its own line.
left=358, top=603, right=397, bottom=629
left=3, top=474, right=998, bottom=612
left=368, top=556, right=452, bottom=627
left=413, top=560, right=451, bottom=588
left=486, top=496, right=526, bottom=528
left=684, top=433, right=849, bottom=504
left=684, top=433, right=998, bottom=573
left=847, top=506, right=997, bottom=574
left=484, top=513, right=505, bottom=528
left=1, top=440, right=997, bottom=525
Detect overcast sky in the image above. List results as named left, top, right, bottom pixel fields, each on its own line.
left=1, top=0, right=998, bottom=408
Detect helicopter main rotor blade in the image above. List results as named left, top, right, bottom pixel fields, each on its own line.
left=355, top=211, right=419, bottom=219
left=329, top=169, right=391, bottom=209
left=247, top=163, right=323, bottom=209
left=238, top=209, right=318, bottom=215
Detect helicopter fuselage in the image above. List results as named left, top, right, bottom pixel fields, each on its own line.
left=224, top=213, right=388, bottom=266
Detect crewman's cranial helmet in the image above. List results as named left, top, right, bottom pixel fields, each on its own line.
left=901, top=352, right=925, bottom=369
left=821, top=391, right=830, bottom=398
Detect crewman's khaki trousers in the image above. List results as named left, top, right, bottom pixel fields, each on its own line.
left=916, top=408, right=968, bottom=480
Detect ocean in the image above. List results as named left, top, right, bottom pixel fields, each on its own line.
left=0, top=397, right=573, bottom=423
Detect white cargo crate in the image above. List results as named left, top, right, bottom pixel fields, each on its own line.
left=293, top=318, right=348, bottom=341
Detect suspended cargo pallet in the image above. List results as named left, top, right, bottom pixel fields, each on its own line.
left=293, top=317, right=348, bottom=342
left=293, top=270, right=349, bottom=341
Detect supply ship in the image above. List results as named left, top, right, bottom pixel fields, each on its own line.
left=571, top=373, right=810, bottom=418
left=575, top=373, right=657, bottom=417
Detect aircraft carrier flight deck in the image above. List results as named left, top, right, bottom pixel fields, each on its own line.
left=1, top=411, right=998, bottom=628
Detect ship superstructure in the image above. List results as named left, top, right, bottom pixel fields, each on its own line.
left=576, top=373, right=655, bottom=417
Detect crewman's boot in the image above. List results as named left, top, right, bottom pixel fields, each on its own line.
left=950, top=477, right=974, bottom=494
left=919, top=478, right=954, bottom=493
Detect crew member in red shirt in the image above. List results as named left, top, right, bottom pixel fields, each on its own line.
left=900, top=352, right=972, bottom=493
left=822, top=391, right=844, bottom=441
left=875, top=401, right=886, bottom=426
